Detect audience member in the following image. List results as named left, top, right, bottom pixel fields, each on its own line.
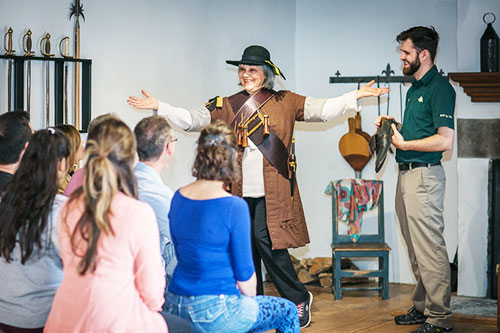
left=63, top=113, right=119, bottom=197
left=134, top=116, right=177, bottom=286
left=55, top=124, right=83, bottom=193
left=0, top=111, right=32, bottom=191
left=45, top=118, right=192, bottom=333
left=0, top=128, right=70, bottom=332
left=164, top=121, right=299, bottom=333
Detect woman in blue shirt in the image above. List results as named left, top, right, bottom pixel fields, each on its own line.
left=165, top=121, right=299, bottom=333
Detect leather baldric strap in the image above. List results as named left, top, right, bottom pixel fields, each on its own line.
left=228, top=89, right=290, bottom=179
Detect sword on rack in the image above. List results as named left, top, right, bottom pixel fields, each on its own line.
left=23, top=29, right=35, bottom=115
left=41, top=33, right=55, bottom=127
left=59, top=36, right=73, bottom=123
left=3, top=27, right=15, bottom=112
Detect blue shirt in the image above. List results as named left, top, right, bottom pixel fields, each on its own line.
left=134, top=162, right=176, bottom=276
left=168, top=191, right=255, bottom=296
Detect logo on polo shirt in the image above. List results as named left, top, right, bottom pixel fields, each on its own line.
left=418, top=96, right=423, bottom=102
left=439, top=114, right=453, bottom=119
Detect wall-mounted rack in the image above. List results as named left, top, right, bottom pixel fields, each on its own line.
left=0, top=54, right=92, bottom=131
left=329, top=63, right=447, bottom=84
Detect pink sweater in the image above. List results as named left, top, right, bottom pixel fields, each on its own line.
left=45, top=192, right=168, bottom=333
left=63, top=168, right=84, bottom=197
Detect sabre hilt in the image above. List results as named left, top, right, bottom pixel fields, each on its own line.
left=59, top=36, right=73, bottom=58
left=23, top=30, right=35, bottom=56
left=4, top=27, right=15, bottom=55
left=40, top=33, right=54, bottom=57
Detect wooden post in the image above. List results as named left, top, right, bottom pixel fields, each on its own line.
left=74, top=20, right=80, bottom=129
left=70, top=0, right=84, bottom=129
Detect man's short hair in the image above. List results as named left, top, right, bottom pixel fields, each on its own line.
left=134, top=116, right=173, bottom=162
left=0, top=111, right=32, bottom=165
left=396, top=26, right=440, bottom=62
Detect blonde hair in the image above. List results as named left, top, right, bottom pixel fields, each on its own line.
left=67, top=118, right=137, bottom=275
left=55, top=124, right=81, bottom=173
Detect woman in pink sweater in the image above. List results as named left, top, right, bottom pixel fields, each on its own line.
left=45, top=118, right=192, bottom=333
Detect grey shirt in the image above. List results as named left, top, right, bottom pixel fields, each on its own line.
left=0, top=194, right=66, bottom=328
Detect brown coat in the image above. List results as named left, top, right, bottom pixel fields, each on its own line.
left=209, top=90, right=309, bottom=250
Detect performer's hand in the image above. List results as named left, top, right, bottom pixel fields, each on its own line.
left=374, top=115, right=395, bottom=128
left=391, top=124, right=406, bottom=150
left=127, top=90, right=159, bottom=111
left=355, top=80, right=390, bottom=100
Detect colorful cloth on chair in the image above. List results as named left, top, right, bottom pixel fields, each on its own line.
left=325, top=179, right=382, bottom=242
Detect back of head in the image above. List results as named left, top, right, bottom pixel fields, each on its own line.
left=87, top=113, right=119, bottom=141
left=134, top=115, right=173, bottom=162
left=56, top=124, right=81, bottom=172
left=83, top=118, right=137, bottom=208
left=0, top=128, right=70, bottom=263
left=192, top=120, right=239, bottom=184
left=397, top=26, right=440, bottom=62
left=70, top=118, right=137, bottom=275
left=0, top=111, right=32, bottom=165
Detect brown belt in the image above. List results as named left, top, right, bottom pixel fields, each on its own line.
left=228, top=89, right=290, bottom=179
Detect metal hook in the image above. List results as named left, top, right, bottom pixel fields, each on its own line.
left=483, top=12, right=496, bottom=24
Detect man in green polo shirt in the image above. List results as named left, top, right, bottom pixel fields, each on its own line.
left=376, top=26, right=455, bottom=333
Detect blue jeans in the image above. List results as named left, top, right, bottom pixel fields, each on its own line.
left=164, top=293, right=257, bottom=333
left=164, top=292, right=299, bottom=333
left=163, top=241, right=176, bottom=288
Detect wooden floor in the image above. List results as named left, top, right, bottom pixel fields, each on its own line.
left=263, top=282, right=498, bottom=333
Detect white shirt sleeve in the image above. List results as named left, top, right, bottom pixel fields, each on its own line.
left=304, top=90, right=360, bottom=122
left=156, top=101, right=194, bottom=131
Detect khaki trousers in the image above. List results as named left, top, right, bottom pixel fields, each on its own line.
left=395, top=164, right=453, bottom=328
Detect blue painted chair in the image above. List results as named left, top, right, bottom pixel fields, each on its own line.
left=330, top=180, right=390, bottom=300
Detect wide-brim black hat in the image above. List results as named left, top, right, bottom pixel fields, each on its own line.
left=226, top=45, right=286, bottom=80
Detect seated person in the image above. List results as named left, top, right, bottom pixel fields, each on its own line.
left=45, top=118, right=192, bottom=333
left=55, top=124, right=83, bottom=193
left=134, top=116, right=177, bottom=285
left=63, top=113, right=118, bottom=197
left=164, top=121, right=299, bottom=333
left=0, top=111, right=32, bottom=191
left=0, top=128, right=70, bottom=332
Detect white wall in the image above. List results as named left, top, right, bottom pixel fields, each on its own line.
left=291, top=0, right=458, bottom=285
left=1, top=0, right=497, bottom=294
left=455, top=0, right=500, bottom=297
left=0, top=0, right=298, bottom=191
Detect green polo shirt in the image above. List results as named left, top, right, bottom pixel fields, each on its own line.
left=396, top=65, right=456, bottom=164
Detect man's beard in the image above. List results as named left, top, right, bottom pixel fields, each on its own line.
left=403, top=56, right=421, bottom=76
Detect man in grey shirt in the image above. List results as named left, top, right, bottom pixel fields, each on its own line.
left=134, top=116, right=177, bottom=286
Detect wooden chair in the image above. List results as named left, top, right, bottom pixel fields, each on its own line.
left=330, top=180, right=390, bottom=300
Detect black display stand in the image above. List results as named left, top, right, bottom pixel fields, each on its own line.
left=488, top=159, right=500, bottom=299
left=0, top=54, right=92, bottom=131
